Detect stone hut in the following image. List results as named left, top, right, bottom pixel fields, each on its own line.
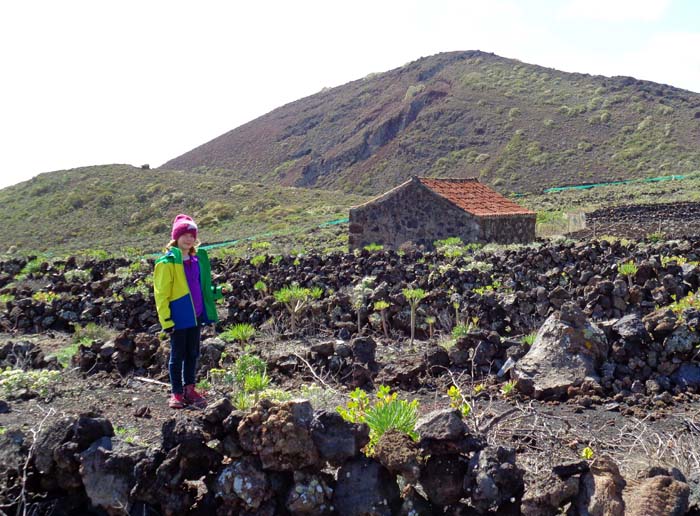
left=348, top=176, right=536, bottom=250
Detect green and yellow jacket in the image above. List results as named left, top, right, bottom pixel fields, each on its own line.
left=153, top=247, right=222, bottom=330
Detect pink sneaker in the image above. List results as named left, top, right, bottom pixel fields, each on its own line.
left=184, top=384, right=207, bottom=408
left=169, top=393, right=186, bottom=409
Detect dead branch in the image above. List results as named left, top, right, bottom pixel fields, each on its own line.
left=292, top=352, right=339, bottom=394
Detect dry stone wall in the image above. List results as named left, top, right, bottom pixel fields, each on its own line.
left=480, top=214, right=536, bottom=244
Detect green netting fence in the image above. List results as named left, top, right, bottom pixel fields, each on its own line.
left=543, top=174, right=686, bottom=193
left=199, top=217, right=349, bottom=251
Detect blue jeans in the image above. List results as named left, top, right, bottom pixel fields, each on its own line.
left=169, top=324, right=201, bottom=394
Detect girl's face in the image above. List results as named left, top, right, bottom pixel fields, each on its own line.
left=176, top=232, right=196, bottom=253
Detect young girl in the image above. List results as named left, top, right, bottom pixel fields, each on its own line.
left=154, top=214, right=223, bottom=409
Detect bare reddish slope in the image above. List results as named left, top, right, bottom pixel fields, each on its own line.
left=162, top=51, right=700, bottom=195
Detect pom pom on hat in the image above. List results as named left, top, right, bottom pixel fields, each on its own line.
left=171, top=214, right=198, bottom=241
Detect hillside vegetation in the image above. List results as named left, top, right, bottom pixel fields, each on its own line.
left=164, top=51, right=700, bottom=195
left=0, top=165, right=367, bottom=253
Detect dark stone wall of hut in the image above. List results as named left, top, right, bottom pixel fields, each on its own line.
left=479, top=215, right=536, bottom=244
left=349, top=182, right=481, bottom=250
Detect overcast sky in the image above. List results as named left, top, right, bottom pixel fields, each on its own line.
left=1, top=0, right=698, bottom=189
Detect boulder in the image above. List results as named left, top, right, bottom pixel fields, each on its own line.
left=466, top=446, right=524, bottom=513
left=79, top=437, right=149, bottom=515
left=575, top=455, right=625, bottom=516
left=333, top=456, right=400, bottom=516
left=671, top=363, right=700, bottom=389
left=611, top=314, right=650, bottom=343
left=664, top=325, right=700, bottom=355
left=310, top=411, right=369, bottom=466
left=513, top=303, right=608, bottom=399
left=521, top=474, right=579, bottom=516
left=624, top=475, right=689, bottom=516
left=420, top=454, right=469, bottom=507
left=350, top=336, right=376, bottom=365
left=238, top=399, right=320, bottom=471
left=415, top=408, right=484, bottom=455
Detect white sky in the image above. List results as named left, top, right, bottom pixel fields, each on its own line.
left=1, top=0, right=698, bottom=189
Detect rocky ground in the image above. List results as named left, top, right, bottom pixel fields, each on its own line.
left=1, top=228, right=700, bottom=514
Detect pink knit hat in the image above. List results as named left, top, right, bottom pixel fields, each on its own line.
left=171, top=214, right=198, bottom=241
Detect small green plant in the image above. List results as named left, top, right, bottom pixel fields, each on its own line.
left=581, top=446, right=595, bottom=460
left=64, top=268, right=92, bottom=283
left=274, top=284, right=323, bottom=334
left=251, top=241, right=271, bottom=250
left=250, top=254, right=266, bottom=268
left=220, top=323, right=256, bottom=344
left=447, top=385, right=472, bottom=418
left=661, top=255, right=690, bottom=267
left=473, top=383, right=485, bottom=394
left=337, top=385, right=419, bottom=453
left=273, top=284, right=323, bottom=333
left=0, top=368, right=61, bottom=397
left=53, top=343, right=80, bottom=369
left=500, top=380, right=517, bottom=397
left=353, top=276, right=375, bottom=336
left=209, top=350, right=273, bottom=408
left=233, top=391, right=252, bottom=410
left=233, top=350, right=267, bottom=386
left=253, top=280, right=268, bottom=298
left=425, top=315, right=436, bottom=338
left=363, top=243, right=384, bottom=252
left=373, top=300, right=390, bottom=339
left=209, top=368, right=237, bottom=387
left=618, top=260, right=638, bottom=281
left=665, top=292, right=700, bottom=320
left=646, top=231, right=666, bottom=243
left=452, top=321, right=475, bottom=339
left=114, top=426, right=140, bottom=445
left=0, top=293, right=15, bottom=306
left=434, top=237, right=468, bottom=259
left=473, top=280, right=505, bottom=296
left=72, top=322, right=113, bottom=345
left=402, top=287, right=426, bottom=346
left=0, top=426, right=6, bottom=436
left=522, top=332, right=537, bottom=347
left=17, top=257, right=45, bottom=280
left=243, top=371, right=270, bottom=403
left=196, top=378, right=211, bottom=391
left=32, top=291, right=60, bottom=304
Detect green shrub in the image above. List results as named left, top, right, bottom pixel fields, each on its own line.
left=250, top=254, right=266, bottom=268
left=402, top=288, right=426, bottom=346
left=337, top=385, right=419, bottom=453
left=72, top=322, right=113, bottom=345
left=53, top=343, right=80, bottom=368
left=447, top=385, right=471, bottom=417
left=274, top=284, right=323, bottom=333
left=32, top=291, right=60, bottom=304
left=220, top=323, right=256, bottom=344
left=500, top=380, right=517, bottom=397
left=452, top=322, right=475, bottom=338
left=521, top=332, right=537, bottom=347
left=253, top=280, right=268, bottom=296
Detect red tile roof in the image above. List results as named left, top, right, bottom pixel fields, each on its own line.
left=418, top=177, right=535, bottom=217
